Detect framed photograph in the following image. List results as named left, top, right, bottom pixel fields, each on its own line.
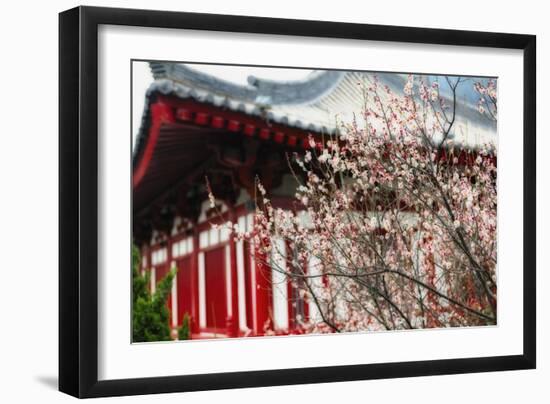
left=59, top=6, right=536, bottom=398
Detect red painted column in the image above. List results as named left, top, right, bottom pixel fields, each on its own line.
left=254, top=245, right=273, bottom=335
left=167, top=238, right=174, bottom=333
left=190, top=228, right=200, bottom=335
left=244, top=239, right=254, bottom=333
left=227, top=209, right=240, bottom=337
left=286, top=241, right=295, bottom=331
left=302, top=257, right=310, bottom=324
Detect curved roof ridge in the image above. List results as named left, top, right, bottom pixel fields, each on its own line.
left=137, top=63, right=497, bottom=154
left=149, top=62, right=345, bottom=106
left=150, top=62, right=258, bottom=102
left=248, top=70, right=345, bottom=105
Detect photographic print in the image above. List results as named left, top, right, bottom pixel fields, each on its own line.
left=131, top=61, right=498, bottom=343
left=59, top=8, right=535, bottom=396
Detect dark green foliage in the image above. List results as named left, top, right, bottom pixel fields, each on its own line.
left=132, top=244, right=176, bottom=342
left=178, top=312, right=191, bottom=341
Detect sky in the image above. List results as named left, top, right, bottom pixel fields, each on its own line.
left=132, top=61, right=313, bottom=147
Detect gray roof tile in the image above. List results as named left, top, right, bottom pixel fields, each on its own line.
left=134, top=63, right=497, bottom=163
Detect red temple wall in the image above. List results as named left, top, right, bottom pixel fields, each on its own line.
left=139, top=202, right=311, bottom=340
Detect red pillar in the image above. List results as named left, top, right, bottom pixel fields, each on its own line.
left=227, top=209, right=240, bottom=337
left=286, top=241, right=295, bottom=331
left=253, top=246, right=273, bottom=335
left=190, top=228, right=200, bottom=335
left=244, top=239, right=254, bottom=333
left=166, top=238, right=174, bottom=333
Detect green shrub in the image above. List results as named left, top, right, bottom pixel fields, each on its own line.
left=178, top=312, right=191, bottom=341
left=132, top=245, right=176, bottom=342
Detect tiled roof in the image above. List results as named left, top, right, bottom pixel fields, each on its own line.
left=134, top=62, right=497, bottom=164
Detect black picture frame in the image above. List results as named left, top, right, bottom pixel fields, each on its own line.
left=59, top=5, right=536, bottom=398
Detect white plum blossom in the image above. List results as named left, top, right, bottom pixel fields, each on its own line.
left=404, top=74, right=414, bottom=96
left=474, top=79, right=498, bottom=121
left=211, top=74, right=497, bottom=334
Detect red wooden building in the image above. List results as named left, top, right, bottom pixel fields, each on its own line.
left=132, top=63, right=496, bottom=339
